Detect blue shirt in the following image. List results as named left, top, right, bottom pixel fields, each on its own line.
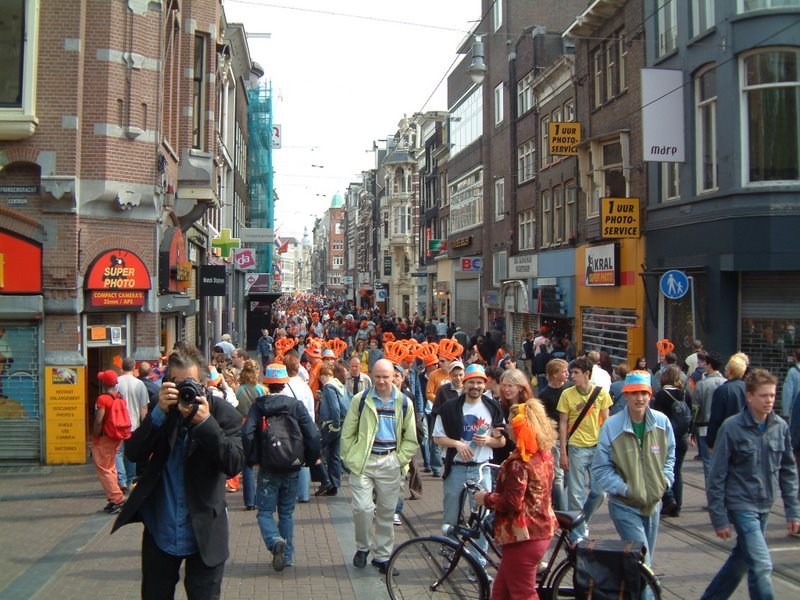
left=372, top=388, right=398, bottom=453
left=139, top=405, right=203, bottom=557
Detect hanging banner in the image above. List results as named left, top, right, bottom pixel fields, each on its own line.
left=584, top=243, right=618, bottom=287
left=85, top=249, right=151, bottom=290
left=642, top=68, right=685, bottom=162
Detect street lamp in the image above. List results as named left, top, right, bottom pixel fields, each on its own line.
left=468, top=35, right=487, bottom=84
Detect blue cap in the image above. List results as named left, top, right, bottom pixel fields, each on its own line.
left=623, top=370, right=652, bottom=394
left=263, top=363, right=290, bottom=384
left=463, top=363, right=488, bottom=381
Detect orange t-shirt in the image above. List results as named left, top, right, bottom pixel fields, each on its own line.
left=426, top=368, right=450, bottom=401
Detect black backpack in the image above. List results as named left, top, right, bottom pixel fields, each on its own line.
left=664, top=388, right=692, bottom=438
left=256, top=406, right=305, bottom=472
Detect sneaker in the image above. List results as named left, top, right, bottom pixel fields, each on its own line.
left=353, top=550, right=369, bottom=568
left=324, top=487, right=338, bottom=496
left=102, top=501, right=115, bottom=513
left=431, top=471, right=441, bottom=478
left=393, top=513, right=402, bottom=526
left=314, top=483, right=333, bottom=497
left=272, top=539, right=287, bottom=572
left=371, top=559, right=399, bottom=576
left=108, top=501, right=124, bottom=514
left=423, top=467, right=432, bottom=473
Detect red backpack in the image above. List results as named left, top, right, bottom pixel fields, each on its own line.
left=101, top=392, right=132, bottom=440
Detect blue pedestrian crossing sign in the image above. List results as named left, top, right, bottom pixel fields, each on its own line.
left=660, top=270, right=689, bottom=300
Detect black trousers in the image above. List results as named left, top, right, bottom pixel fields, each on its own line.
left=141, top=528, right=225, bottom=600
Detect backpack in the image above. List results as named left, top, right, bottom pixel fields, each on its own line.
left=356, top=387, right=422, bottom=443
left=664, top=388, right=692, bottom=438
left=101, top=392, right=132, bottom=440
left=256, top=405, right=305, bottom=472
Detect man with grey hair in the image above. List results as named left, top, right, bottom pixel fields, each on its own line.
left=216, top=334, right=235, bottom=358
left=116, top=357, right=149, bottom=491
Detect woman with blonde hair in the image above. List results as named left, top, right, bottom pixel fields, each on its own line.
left=491, top=368, right=534, bottom=474
left=475, top=398, right=557, bottom=599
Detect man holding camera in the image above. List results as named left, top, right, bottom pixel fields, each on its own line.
left=113, top=349, right=245, bottom=600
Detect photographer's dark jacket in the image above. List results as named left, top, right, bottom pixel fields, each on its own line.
left=241, top=393, right=320, bottom=473
left=112, top=393, right=244, bottom=567
left=437, top=393, right=504, bottom=480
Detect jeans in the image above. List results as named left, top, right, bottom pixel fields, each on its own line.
left=427, top=414, right=443, bottom=474
left=551, top=442, right=567, bottom=512
left=700, top=511, right=774, bottom=600
left=662, top=437, right=687, bottom=509
left=608, top=501, right=660, bottom=567
left=419, top=417, right=431, bottom=468
left=241, top=466, right=256, bottom=509
left=256, top=469, right=299, bottom=564
left=116, top=441, right=136, bottom=489
left=297, top=466, right=310, bottom=501
left=566, top=445, right=605, bottom=540
left=321, top=436, right=342, bottom=489
left=698, top=435, right=712, bottom=486
left=443, top=463, right=492, bottom=565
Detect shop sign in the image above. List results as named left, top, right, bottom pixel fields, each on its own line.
left=342, top=275, right=354, bottom=284
left=508, top=254, right=538, bottom=278
left=199, top=265, right=227, bottom=296
left=0, top=231, right=42, bottom=293
left=460, top=257, right=482, bottom=272
left=451, top=236, right=472, bottom=249
left=483, top=291, right=500, bottom=307
left=584, top=243, right=618, bottom=287
left=0, top=185, right=38, bottom=193
left=383, top=256, right=392, bottom=276
left=210, top=228, right=240, bottom=258
left=548, top=122, right=581, bottom=155
left=90, top=290, right=146, bottom=308
left=245, top=272, right=272, bottom=295
left=428, top=239, right=446, bottom=252
left=358, top=272, right=371, bottom=284
left=86, top=249, right=151, bottom=290
left=233, top=248, right=257, bottom=271
left=159, top=228, right=191, bottom=293
left=45, top=366, right=86, bottom=464
left=601, top=198, right=640, bottom=238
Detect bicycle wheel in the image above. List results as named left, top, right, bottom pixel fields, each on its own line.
left=548, top=558, right=662, bottom=600
left=386, top=535, right=490, bottom=600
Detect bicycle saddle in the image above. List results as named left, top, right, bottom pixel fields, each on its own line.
left=554, top=510, right=585, bottom=531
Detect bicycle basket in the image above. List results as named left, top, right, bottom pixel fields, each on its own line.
left=574, top=539, right=646, bottom=600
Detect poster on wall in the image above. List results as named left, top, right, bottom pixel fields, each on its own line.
left=584, top=243, right=618, bottom=287
left=45, top=366, right=86, bottom=464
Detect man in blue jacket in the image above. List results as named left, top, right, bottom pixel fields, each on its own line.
left=701, top=368, right=800, bottom=600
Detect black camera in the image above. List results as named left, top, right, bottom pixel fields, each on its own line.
left=177, top=378, right=204, bottom=407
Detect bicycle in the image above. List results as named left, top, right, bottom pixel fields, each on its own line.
left=385, top=464, right=662, bottom=599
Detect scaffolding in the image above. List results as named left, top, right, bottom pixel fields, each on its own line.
left=247, top=81, right=275, bottom=279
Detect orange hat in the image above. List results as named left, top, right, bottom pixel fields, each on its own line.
left=438, top=338, right=463, bottom=361
left=656, top=339, right=675, bottom=356
left=416, top=341, right=439, bottom=367
left=326, top=338, right=348, bottom=358
left=382, top=332, right=396, bottom=343
left=384, top=340, right=413, bottom=366
left=307, top=345, right=322, bottom=359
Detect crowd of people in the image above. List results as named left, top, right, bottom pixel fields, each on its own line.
left=86, top=295, right=800, bottom=600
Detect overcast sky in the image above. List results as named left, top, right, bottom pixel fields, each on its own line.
left=224, top=0, right=481, bottom=241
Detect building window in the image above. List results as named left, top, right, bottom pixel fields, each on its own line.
left=517, top=72, right=534, bottom=116
left=493, top=251, right=507, bottom=287
left=494, top=82, right=504, bottom=126
left=192, top=34, right=207, bottom=149
left=394, top=205, right=411, bottom=235
left=0, top=0, right=40, bottom=138
left=518, top=209, right=535, bottom=250
left=619, top=32, right=628, bottom=92
left=742, top=49, right=799, bottom=183
left=542, top=190, right=552, bottom=246
left=333, top=256, right=343, bottom=268
left=565, top=183, right=577, bottom=241
left=593, top=49, right=603, bottom=108
left=448, top=169, right=483, bottom=233
left=517, top=140, right=535, bottom=183
left=587, top=138, right=628, bottom=216
left=553, top=186, right=564, bottom=243
left=541, top=115, right=550, bottom=167
left=662, top=162, right=680, bottom=201
left=383, top=211, right=389, bottom=238
left=657, top=0, right=678, bottom=58
left=450, top=87, right=483, bottom=158
left=334, top=221, right=342, bottom=234
left=493, top=0, right=503, bottom=31
left=494, top=178, right=505, bottom=220
left=564, top=99, right=575, bottom=122
left=696, top=66, right=718, bottom=192
left=739, top=0, right=800, bottom=10
left=693, top=0, right=715, bottom=35
left=606, top=35, right=619, bottom=99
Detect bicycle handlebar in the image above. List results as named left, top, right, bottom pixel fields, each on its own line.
left=464, top=462, right=501, bottom=493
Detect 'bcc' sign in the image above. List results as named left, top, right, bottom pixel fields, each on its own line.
left=461, top=257, right=482, bottom=272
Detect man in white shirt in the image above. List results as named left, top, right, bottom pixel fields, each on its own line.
left=282, top=350, right=316, bottom=502
left=116, top=357, right=150, bottom=491
left=588, top=350, right=612, bottom=392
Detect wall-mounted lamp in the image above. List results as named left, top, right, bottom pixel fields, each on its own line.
left=468, top=35, right=487, bottom=85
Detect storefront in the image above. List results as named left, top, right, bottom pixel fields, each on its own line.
left=575, top=239, right=645, bottom=365
left=0, top=227, right=44, bottom=462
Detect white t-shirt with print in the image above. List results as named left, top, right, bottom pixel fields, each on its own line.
left=433, top=400, right=494, bottom=464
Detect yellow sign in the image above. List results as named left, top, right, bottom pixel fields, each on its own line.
left=601, top=197, right=640, bottom=238
left=548, top=122, right=581, bottom=155
left=45, top=366, right=86, bottom=464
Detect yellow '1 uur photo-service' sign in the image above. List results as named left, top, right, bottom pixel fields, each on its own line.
left=548, top=122, right=581, bottom=155
left=601, top=198, right=640, bottom=238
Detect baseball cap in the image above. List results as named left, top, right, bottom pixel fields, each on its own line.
left=322, top=348, right=336, bottom=359
left=622, top=370, right=652, bottom=394
left=463, top=364, right=488, bottom=381
left=208, top=367, right=223, bottom=386
left=393, top=363, right=406, bottom=376
left=263, top=363, right=290, bottom=384
left=98, top=370, right=119, bottom=387
left=448, top=360, right=465, bottom=373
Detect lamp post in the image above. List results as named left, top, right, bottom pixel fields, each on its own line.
left=468, top=35, right=487, bottom=84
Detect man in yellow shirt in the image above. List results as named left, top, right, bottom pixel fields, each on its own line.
left=557, top=356, right=612, bottom=540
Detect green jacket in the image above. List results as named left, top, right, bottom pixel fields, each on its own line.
left=340, top=385, right=419, bottom=476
